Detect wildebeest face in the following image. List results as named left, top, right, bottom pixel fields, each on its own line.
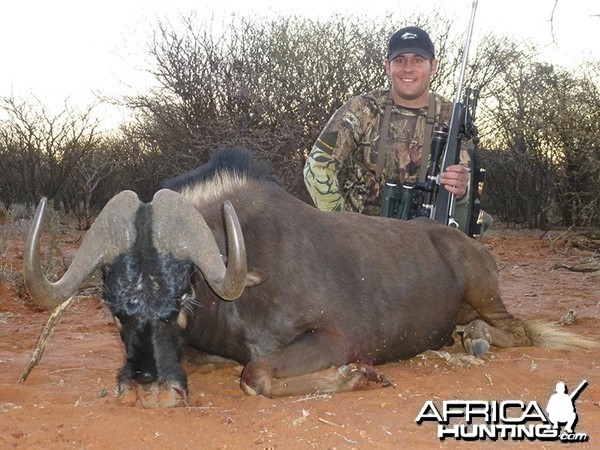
left=102, top=253, right=195, bottom=326
left=101, top=226, right=197, bottom=407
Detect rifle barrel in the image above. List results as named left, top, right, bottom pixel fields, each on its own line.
left=455, top=0, right=479, bottom=103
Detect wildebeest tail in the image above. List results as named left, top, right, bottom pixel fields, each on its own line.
left=523, top=320, right=598, bottom=351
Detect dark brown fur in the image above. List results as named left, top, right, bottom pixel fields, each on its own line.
left=164, top=148, right=539, bottom=399
left=87, top=147, right=600, bottom=406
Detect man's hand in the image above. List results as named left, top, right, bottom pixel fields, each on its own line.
left=440, top=164, right=469, bottom=200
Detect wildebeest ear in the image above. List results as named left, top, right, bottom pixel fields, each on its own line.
left=220, top=255, right=267, bottom=287
left=245, top=267, right=268, bottom=287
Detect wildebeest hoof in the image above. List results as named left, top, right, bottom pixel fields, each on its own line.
left=463, top=338, right=490, bottom=358
left=462, top=319, right=493, bottom=357
left=118, top=381, right=187, bottom=408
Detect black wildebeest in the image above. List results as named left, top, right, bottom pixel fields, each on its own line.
left=23, top=147, right=596, bottom=407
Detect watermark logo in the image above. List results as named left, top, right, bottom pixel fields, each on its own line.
left=415, top=379, right=589, bottom=442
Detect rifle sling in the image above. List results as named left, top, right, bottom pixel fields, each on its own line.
left=375, top=95, right=394, bottom=182
left=418, top=93, right=437, bottom=183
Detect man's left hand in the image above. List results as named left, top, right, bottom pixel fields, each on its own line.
left=440, top=164, right=469, bottom=200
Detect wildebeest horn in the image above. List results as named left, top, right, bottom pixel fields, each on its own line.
left=151, top=189, right=247, bottom=301
left=23, top=191, right=141, bottom=308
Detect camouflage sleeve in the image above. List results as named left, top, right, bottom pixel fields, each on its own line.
left=303, top=132, right=345, bottom=211
left=304, top=97, right=365, bottom=211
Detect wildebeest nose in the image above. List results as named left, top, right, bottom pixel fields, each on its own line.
left=135, top=371, right=156, bottom=384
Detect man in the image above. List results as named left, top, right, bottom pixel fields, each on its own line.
left=303, top=26, right=473, bottom=222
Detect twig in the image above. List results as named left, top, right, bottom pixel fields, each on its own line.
left=333, top=431, right=358, bottom=444
left=49, top=367, right=87, bottom=374
left=548, top=0, right=559, bottom=45
left=547, top=227, right=573, bottom=253
left=318, top=417, right=339, bottom=427
left=292, top=392, right=333, bottom=402
left=553, top=263, right=600, bottom=273
left=18, top=295, right=80, bottom=383
left=484, top=373, right=493, bottom=385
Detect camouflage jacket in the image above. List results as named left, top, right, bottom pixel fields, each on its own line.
left=303, top=88, right=470, bottom=215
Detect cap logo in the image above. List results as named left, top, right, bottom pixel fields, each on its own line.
left=401, top=32, right=418, bottom=40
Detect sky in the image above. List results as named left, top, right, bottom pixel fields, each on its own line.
left=1, top=0, right=598, bottom=128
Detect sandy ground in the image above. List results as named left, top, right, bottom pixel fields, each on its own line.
left=1, top=218, right=599, bottom=449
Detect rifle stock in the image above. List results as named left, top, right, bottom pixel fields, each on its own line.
left=432, top=102, right=465, bottom=227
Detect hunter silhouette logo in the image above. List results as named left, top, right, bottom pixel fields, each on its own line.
left=546, top=380, right=587, bottom=434
left=416, top=379, right=590, bottom=442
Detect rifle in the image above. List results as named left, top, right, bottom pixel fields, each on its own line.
left=421, top=0, right=484, bottom=236
left=569, top=379, right=588, bottom=401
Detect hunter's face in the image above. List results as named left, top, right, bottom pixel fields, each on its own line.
left=386, top=53, right=438, bottom=108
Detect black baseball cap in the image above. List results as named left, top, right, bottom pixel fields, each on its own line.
left=387, top=26, right=435, bottom=60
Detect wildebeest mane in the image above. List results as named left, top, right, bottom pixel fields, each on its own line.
left=162, top=146, right=279, bottom=192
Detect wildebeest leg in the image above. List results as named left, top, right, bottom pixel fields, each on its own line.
left=460, top=283, right=531, bottom=358
left=251, top=363, right=389, bottom=398
left=240, top=330, right=389, bottom=397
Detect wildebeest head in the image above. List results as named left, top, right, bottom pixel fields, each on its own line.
left=23, top=189, right=248, bottom=406
left=24, top=189, right=248, bottom=305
